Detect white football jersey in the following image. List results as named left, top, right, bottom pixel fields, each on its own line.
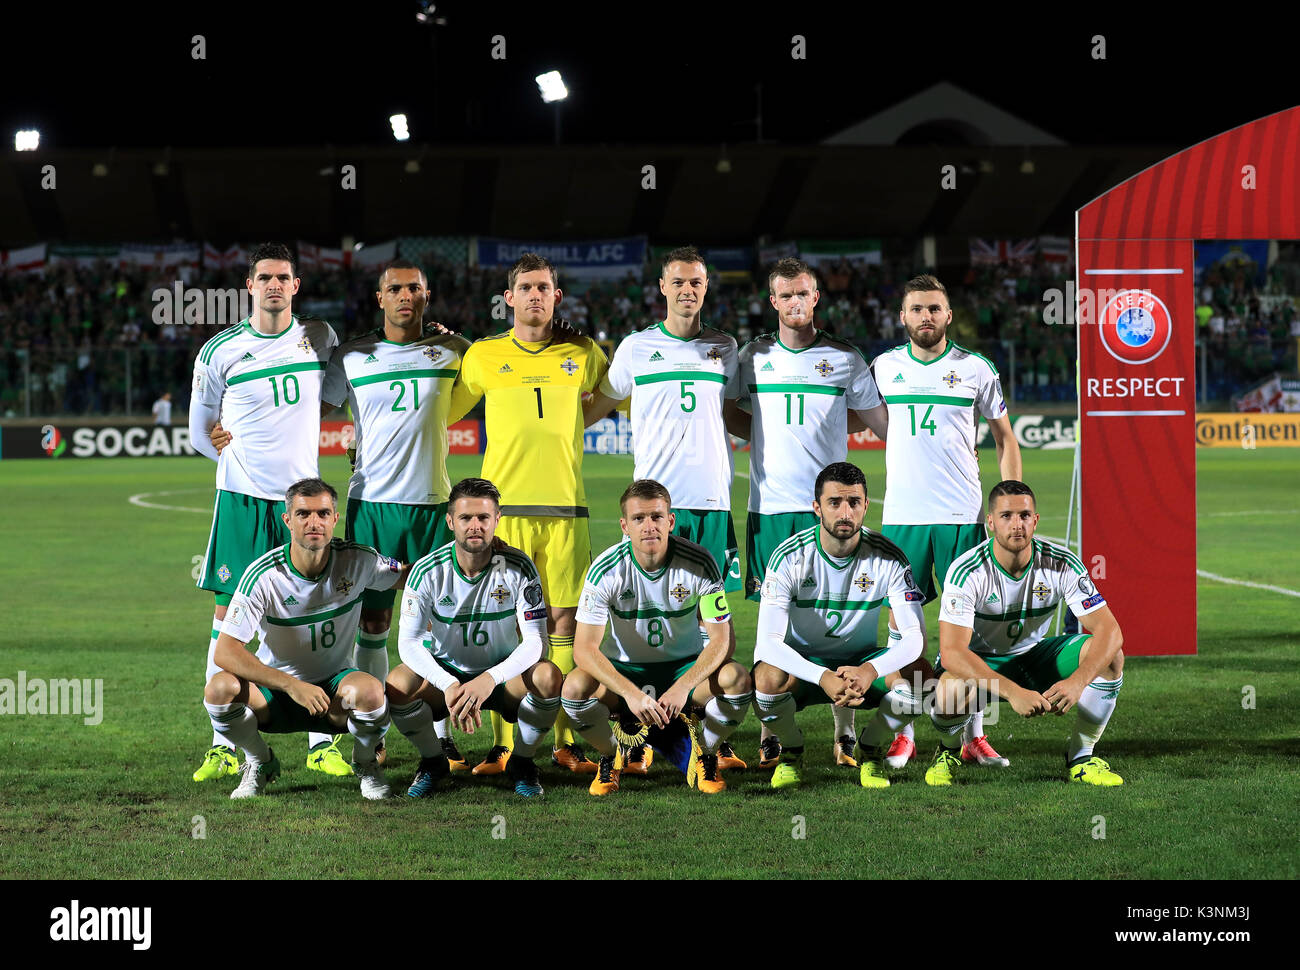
left=938, top=538, right=1107, bottom=657
left=221, top=539, right=403, bottom=683
left=576, top=537, right=728, bottom=664
left=871, top=342, right=1007, bottom=524
left=738, top=332, right=882, bottom=514
left=760, top=526, right=925, bottom=659
left=322, top=329, right=469, bottom=505
left=398, top=541, right=548, bottom=676
left=599, top=322, right=739, bottom=511
left=192, top=317, right=339, bottom=500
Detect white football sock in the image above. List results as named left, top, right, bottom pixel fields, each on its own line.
left=1068, top=675, right=1123, bottom=762
left=390, top=699, right=443, bottom=758
left=899, top=720, right=915, bottom=741
left=701, top=692, right=752, bottom=753
left=205, top=700, right=269, bottom=762
left=755, top=691, right=802, bottom=749
left=930, top=709, right=969, bottom=751
left=515, top=693, right=561, bottom=758
left=964, top=708, right=985, bottom=745
left=308, top=731, right=333, bottom=749
left=434, top=718, right=450, bottom=740
left=353, top=628, right=390, bottom=681
left=348, top=702, right=389, bottom=766
left=832, top=704, right=856, bottom=740
left=205, top=619, right=227, bottom=748
left=559, top=697, right=616, bottom=756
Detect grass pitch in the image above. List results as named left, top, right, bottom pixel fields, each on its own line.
left=0, top=448, right=1297, bottom=879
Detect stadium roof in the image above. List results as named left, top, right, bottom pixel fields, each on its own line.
left=823, top=83, right=1066, bottom=147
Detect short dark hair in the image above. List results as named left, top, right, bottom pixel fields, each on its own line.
left=988, top=480, right=1036, bottom=508
left=660, top=245, right=707, bottom=277
left=449, top=477, right=501, bottom=507
left=248, top=242, right=296, bottom=281
left=901, top=273, right=948, bottom=308
left=376, top=258, right=427, bottom=291
left=768, top=257, right=817, bottom=291
left=620, top=479, right=672, bottom=514
left=508, top=252, right=558, bottom=290
left=285, top=477, right=337, bottom=508
left=814, top=461, right=868, bottom=501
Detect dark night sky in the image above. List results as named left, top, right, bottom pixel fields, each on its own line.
left=4, top=2, right=1295, bottom=151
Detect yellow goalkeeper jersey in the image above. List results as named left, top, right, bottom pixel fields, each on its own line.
left=453, top=328, right=609, bottom=516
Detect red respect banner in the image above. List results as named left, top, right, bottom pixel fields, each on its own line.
left=319, top=420, right=483, bottom=456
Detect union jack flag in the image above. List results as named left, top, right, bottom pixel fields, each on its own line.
left=969, top=239, right=1037, bottom=266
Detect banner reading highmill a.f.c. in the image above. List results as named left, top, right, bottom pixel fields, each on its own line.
left=1077, top=238, right=1196, bottom=656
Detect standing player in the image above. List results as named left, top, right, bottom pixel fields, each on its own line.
left=872, top=274, right=1022, bottom=770
left=723, top=257, right=890, bottom=770
left=320, top=258, right=472, bottom=769
left=561, top=480, right=752, bottom=795
left=189, top=243, right=343, bottom=782
left=388, top=479, right=562, bottom=799
left=753, top=462, right=928, bottom=789
left=923, top=481, right=1125, bottom=786
left=452, top=253, right=610, bottom=774
left=202, top=478, right=404, bottom=799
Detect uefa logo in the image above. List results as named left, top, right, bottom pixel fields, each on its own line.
left=1099, top=289, right=1173, bottom=365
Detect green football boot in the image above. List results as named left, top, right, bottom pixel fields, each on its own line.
left=924, top=745, right=962, bottom=787
left=307, top=735, right=353, bottom=777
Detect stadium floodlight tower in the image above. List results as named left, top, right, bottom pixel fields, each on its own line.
left=535, top=70, right=568, bottom=145
left=14, top=129, right=39, bottom=151
left=390, top=113, right=410, bottom=142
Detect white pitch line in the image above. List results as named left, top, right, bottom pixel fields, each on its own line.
left=129, top=488, right=212, bottom=514
left=1201, top=509, right=1299, bottom=518
left=1037, top=534, right=1300, bottom=598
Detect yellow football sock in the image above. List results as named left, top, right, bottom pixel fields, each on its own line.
left=549, top=634, right=576, bottom=748
left=490, top=712, right=515, bottom=751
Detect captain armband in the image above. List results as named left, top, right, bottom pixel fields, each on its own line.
left=699, top=591, right=731, bottom=622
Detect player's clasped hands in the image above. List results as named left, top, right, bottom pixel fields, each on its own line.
left=1010, top=687, right=1053, bottom=718
left=625, top=689, right=670, bottom=728
left=1043, top=676, right=1085, bottom=714
left=287, top=680, right=331, bottom=717
left=446, top=676, right=495, bottom=733
left=822, top=669, right=866, bottom=707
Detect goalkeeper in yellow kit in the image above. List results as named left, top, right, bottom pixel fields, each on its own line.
left=450, top=253, right=610, bottom=774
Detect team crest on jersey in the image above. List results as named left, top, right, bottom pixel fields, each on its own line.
left=283, top=595, right=299, bottom=605
left=423, top=346, right=442, bottom=362
left=649, top=350, right=665, bottom=362
left=670, top=583, right=691, bottom=602
left=560, top=356, right=579, bottom=376
left=338, top=578, right=355, bottom=595
left=490, top=584, right=510, bottom=605
left=498, top=363, right=513, bottom=374
left=217, top=565, right=231, bottom=583
left=815, top=359, right=834, bottom=378
left=1100, top=289, right=1173, bottom=366
left=707, top=346, right=723, bottom=363
left=1031, top=582, right=1051, bottom=600
left=748, top=578, right=762, bottom=594
left=298, top=335, right=314, bottom=355
left=854, top=572, right=873, bottom=592
left=942, top=370, right=961, bottom=389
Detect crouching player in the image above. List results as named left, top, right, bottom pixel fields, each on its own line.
left=387, top=478, right=562, bottom=799
left=753, top=462, right=928, bottom=790
left=924, top=480, right=1125, bottom=786
left=203, top=478, right=405, bottom=799
left=562, top=480, right=753, bottom=796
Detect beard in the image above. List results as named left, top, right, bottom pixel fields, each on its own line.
left=905, top=319, right=947, bottom=349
